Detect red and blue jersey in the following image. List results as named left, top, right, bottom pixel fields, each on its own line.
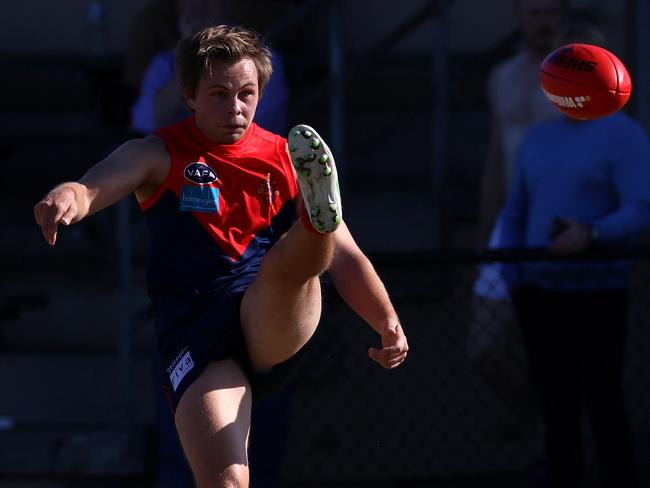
left=140, top=117, right=298, bottom=299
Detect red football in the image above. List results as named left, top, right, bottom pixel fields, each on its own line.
left=539, top=43, right=632, bottom=120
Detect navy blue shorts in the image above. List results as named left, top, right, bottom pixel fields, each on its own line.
left=154, top=278, right=307, bottom=413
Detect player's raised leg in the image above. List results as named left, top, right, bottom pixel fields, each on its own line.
left=174, top=359, right=252, bottom=487
left=241, top=124, right=342, bottom=371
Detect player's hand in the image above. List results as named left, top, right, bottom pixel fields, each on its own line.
left=34, top=186, right=78, bottom=246
left=368, top=323, right=409, bottom=369
left=549, top=218, right=592, bottom=255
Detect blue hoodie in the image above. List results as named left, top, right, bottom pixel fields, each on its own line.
left=499, top=112, right=650, bottom=290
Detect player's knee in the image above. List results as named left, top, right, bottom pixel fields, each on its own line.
left=197, top=463, right=249, bottom=488
left=220, top=463, right=249, bottom=488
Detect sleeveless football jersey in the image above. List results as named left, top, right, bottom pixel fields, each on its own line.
left=141, top=117, right=298, bottom=298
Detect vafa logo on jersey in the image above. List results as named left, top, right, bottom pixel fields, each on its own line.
left=184, top=161, right=218, bottom=185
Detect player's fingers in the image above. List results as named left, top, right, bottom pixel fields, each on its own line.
left=386, top=357, right=407, bottom=369
left=43, top=200, right=75, bottom=244
left=368, top=347, right=386, bottom=365
left=43, top=221, right=59, bottom=246
left=34, top=204, right=50, bottom=243
left=368, top=347, right=379, bottom=361
left=369, top=350, right=407, bottom=369
left=44, top=227, right=57, bottom=246
left=60, top=203, right=76, bottom=225
left=373, top=345, right=400, bottom=358
left=33, top=203, right=44, bottom=226
left=44, top=209, right=60, bottom=242
left=52, top=202, right=70, bottom=225
left=39, top=204, right=62, bottom=246
left=368, top=346, right=404, bottom=368
left=385, top=349, right=408, bottom=364
left=37, top=216, right=57, bottom=245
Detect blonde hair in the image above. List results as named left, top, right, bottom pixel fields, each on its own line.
left=175, top=24, right=273, bottom=98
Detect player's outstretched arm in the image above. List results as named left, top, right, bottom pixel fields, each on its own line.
left=328, top=222, right=408, bottom=369
left=34, top=136, right=168, bottom=245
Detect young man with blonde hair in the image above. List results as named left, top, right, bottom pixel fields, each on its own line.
left=35, top=25, right=408, bottom=487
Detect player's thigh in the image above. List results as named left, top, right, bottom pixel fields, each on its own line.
left=175, top=359, right=252, bottom=487
left=240, top=275, right=322, bottom=371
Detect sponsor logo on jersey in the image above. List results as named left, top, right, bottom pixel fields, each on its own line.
left=184, top=161, right=218, bottom=185
left=542, top=89, right=591, bottom=108
left=257, top=173, right=280, bottom=205
left=547, top=47, right=597, bottom=72
left=180, top=185, right=220, bottom=213
left=168, top=349, right=195, bottom=391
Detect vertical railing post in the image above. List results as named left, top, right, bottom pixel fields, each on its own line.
left=115, top=199, right=135, bottom=430
left=328, top=0, right=346, bottom=191
left=636, top=0, right=650, bottom=132
left=431, top=0, right=449, bottom=247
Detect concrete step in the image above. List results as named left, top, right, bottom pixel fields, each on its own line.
left=0, top=480, right=152, bottom=488
left=0, top=427, right=152, bottom=478
left=0, top=354, right=155, bottom=426
left=0, top=352, right=155, bottom=478
left=2, top=263, right=153, bottom=352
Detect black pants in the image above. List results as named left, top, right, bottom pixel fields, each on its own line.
left=512, top=286, right=638, bottom=488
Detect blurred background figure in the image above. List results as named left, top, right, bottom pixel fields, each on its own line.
left=478, top=0, right=568, bottom=243
left=129, top=0, right=222, bottom=135
left=499, top=22, right=649, bottom=488
left=123, top=0, right=181, bottom=112
left=468, top=0, right=568, bottom=450
left=129, top=0, right=288, bottom=137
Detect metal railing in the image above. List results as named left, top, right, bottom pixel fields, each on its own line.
left=275, top=244, right=650, bottom=486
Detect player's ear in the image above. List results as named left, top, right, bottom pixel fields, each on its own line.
left=185, top=95, right=197, bottom=112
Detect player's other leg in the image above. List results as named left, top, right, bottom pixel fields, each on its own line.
left=241, top=124, right=342, bottom=371
left=174, top=359, right=252, bottom=488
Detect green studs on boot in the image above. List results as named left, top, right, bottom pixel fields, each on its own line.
left=287, top=123, right=342, bottom=234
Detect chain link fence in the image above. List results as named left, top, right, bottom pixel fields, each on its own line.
left=274, top=245, right=650, bottom=487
